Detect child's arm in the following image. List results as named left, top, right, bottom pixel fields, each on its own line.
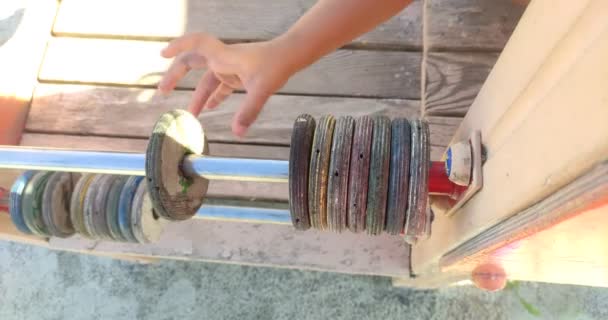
left=158, top=0, right=412, bottom=137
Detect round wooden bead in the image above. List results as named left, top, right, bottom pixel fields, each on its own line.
left=131, top=181, right=167, bottom=243
left=42, top=172, right=77, bottom=238
left=146, top=109, right=209, bottom=221
left=22, top=171, right=53, bottom=237
left=117, top=176, right=143, bottom=243
left=70, top=174, right=95, bottom=238
left=347, top=116, right=373, bottom=233
left=90, top=175, right=117, bottom=240
left=308, top=115, right=335, bottom=230
left=83, top=175, right=103, bottom=239
left=386, top=118, right=412, bottom=235
left=105, top=176, right=129, bottom=241
left=9, top=171, right=37, bottom=234
left=404, top=119, right=430, bottom=244
left=366, top=116, right=391, bottom=235
left=327, top=116, right=354, bottom=233
left=288, top=114, right=315, bottom=230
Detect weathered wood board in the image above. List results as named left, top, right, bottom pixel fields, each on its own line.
left=424, top=52, right=498, bottom=116
left=53, top=0, right=423, bottom=49
left=38, top=38, right=421, bottom=99
left=50, top=219, right=411, bottom=277
left=426, top=0, right=526, bottom=51
left=27, top=84, right=457, bottom=159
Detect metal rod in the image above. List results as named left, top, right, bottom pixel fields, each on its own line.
left=0, top=146, right=288, bottom=183
left=197, top=199, right=290, bottom=225
left=0, top=146, right=459, bottom=195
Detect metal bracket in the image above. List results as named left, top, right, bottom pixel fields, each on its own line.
left=444, top=131, right=483, bottom=216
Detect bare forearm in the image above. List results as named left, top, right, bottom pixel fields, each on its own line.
left=275, top=0, right=411, bottom=73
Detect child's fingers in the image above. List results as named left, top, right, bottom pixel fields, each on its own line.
left=161, top=32, right=223, bottom=58
left=158, top=52, right=207, bottom=94
left=232, top=90, right=271, bottom=137
left=188, top=71, right=220, bottom=116
left=204, top=83, right=234, bottom=110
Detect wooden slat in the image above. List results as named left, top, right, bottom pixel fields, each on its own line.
left=426, top=0, right=526, bottom=51
left=52, top=0, right=422, bottom=49
left=38, top=38, right=421, bottom=99
left=20, top=133, right=290, bottom=201
left=50, top=220, right=411, bottom=277
left=424, top=52, right=498, bottom=116
left=441, top=163, right=608, bottom=287
left=0, top=0, right=57, bottom=144
left=27, top=84, right=457, bottom=159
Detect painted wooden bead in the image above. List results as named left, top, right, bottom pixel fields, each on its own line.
left=22, top=171, right=53, bottom=237
left=386, top=118, right=412, bottom=235
left=308, top=115, right=335, bottom=230
left=404, top=120, right=430, bottom=244
left=327, top=116, right=354, bottom=233
left=9, top=171, right=37, bottom=235
left=70, top=174, right=95, bottom=238
left=105, top=176, right=129, bottom=241
left=146, top=109, right=209, bottom=221
left=117, top=176, right=143, bottom=243
left=288, top=114, right=315, bottom=230
left=347, top=116, right=373, bottom=233
left=366, top=116, right=391, bottom=236
left=42, top=172, right=77, bottom=238
left=131, top=181, right=167, bottom=243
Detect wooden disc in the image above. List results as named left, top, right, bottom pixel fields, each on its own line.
left=146, top=109, right=209, bottom=221
left=117, top=176, right=143, bottom=242
left=347, top=116, right=373, bottom=233
left=42, top=172, right=77, bottom=238
left=366, top=116, right=391, bottom=235
left=327, top=116, right=354, bottom=233
left=308, top=115, right=335, bottom=230
left=90, top=175, right=117, bottom=240
left=404, top=120, right=430, bottom=244
left=70, top=174, right=95, bottom=238
left=22, top=171, right=53, bottom=237
left=131, top=181, right=167, bottom=243
left=105, top=176, right=129, bottom=241
left=386, top=118, right=412, bottom=235
left=288, top=114, right=315, bottom=230
left=83, top=175, right=102, bottom=239
left=9, top=171, right=37, bottom=235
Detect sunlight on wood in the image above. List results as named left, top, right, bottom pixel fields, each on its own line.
left=54, top=0, right=187, bottom=38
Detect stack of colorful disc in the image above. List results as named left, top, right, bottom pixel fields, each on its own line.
left=9, top=171, right=167, bottom=243
left=288, top=114, right=430, bottom=242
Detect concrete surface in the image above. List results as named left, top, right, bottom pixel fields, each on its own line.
left=0, top=240, right=606, bottom=320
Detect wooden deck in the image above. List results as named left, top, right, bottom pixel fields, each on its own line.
left=1, top=0, right=526, bottom=278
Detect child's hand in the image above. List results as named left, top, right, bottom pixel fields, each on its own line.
left=158, top=33, right=293, bottom=137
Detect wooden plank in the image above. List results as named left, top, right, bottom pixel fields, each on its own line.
left=27, top=84, right=419, bottom=143
left=20, top=133, right=290, bottom=201
left=27, top=84, right=457, bottom=159
left=424, top=52, right=498, bottom=116
left=50, top=219, right=411, bottom=277
left=414, top=0, right=608, bottom=274
left=440, top=162, right=608, bottom=287
left=38, top=37, right=421, bottom=99
left=52, top=0, right=422, bottom=49
left=0, top=0, right=57, bottom=144
left=426, top=0, right=527, bottom=51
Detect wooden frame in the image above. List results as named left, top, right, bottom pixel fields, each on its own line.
left=408, top=0, right=608, bottom=287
